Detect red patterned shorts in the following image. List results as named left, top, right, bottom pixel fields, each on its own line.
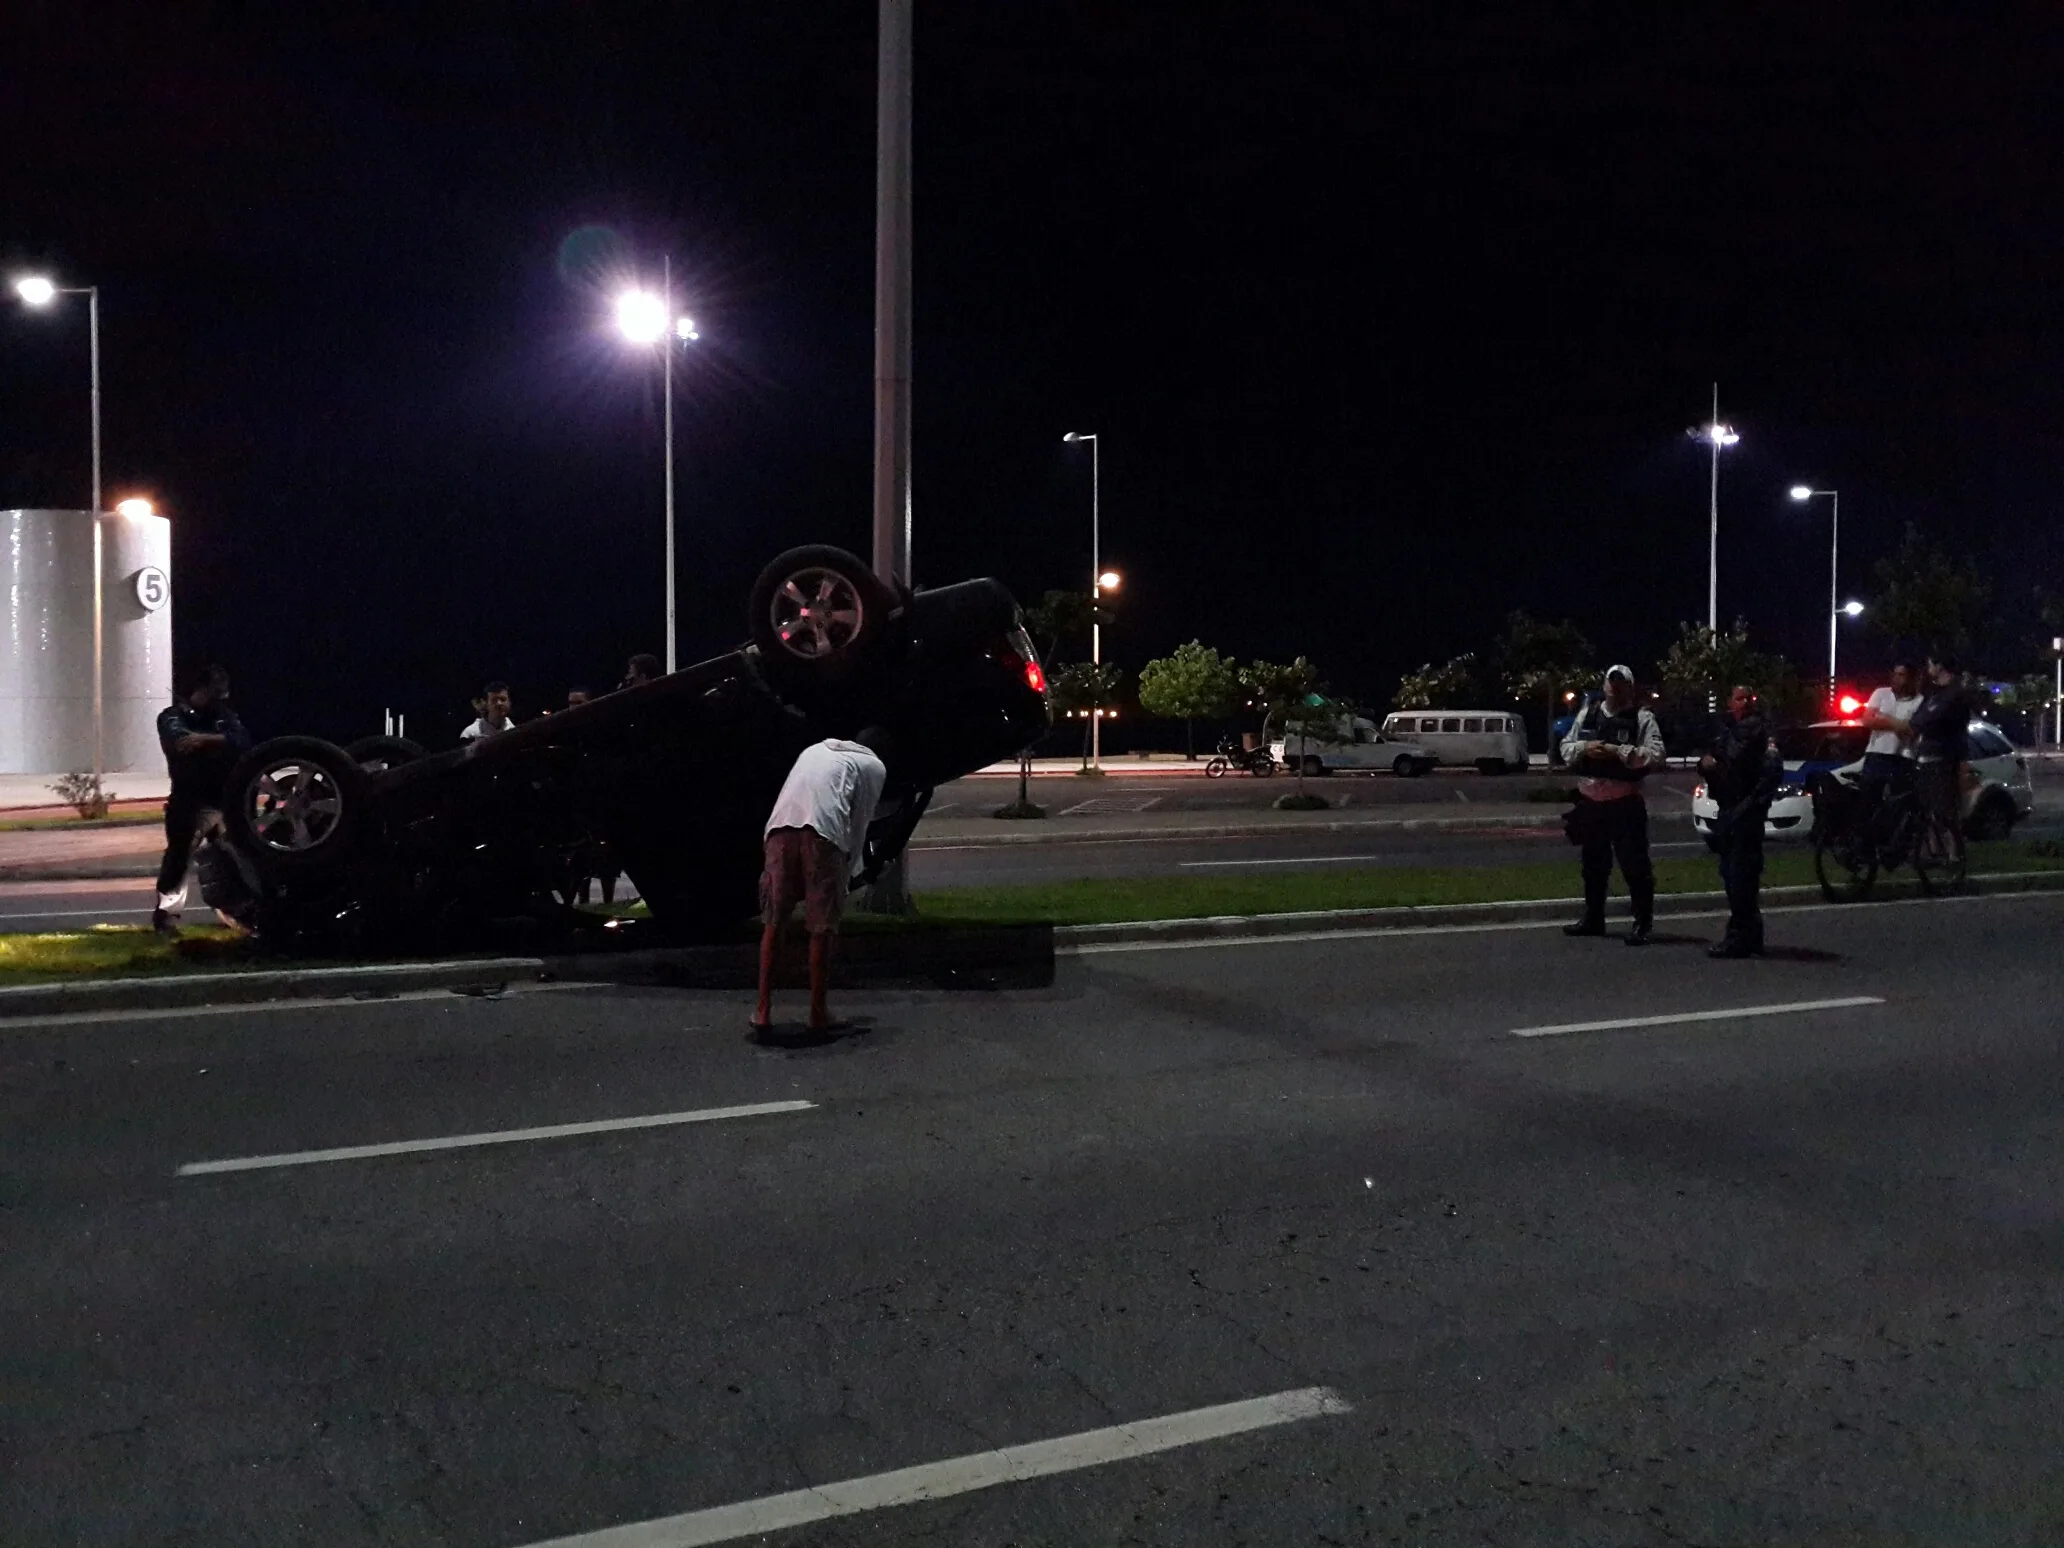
left=760, top=826, right=847, bottom=933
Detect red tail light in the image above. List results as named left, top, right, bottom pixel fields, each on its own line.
left=1024, top=660, right=1046, bottom=694
left=1836, top=692, right=1863, bottom=716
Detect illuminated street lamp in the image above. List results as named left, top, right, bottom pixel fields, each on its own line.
left=115, top=497, right=154, bottom=518
left=1064, top=432, right=1113, bottom=768
left=16, top=271, right=110, bottom=783
left=615, top=260, right=699, bottom=673
left=1789, top=484, right=1848, bottom=695
left=1842, top=599, right=1865, bottom=618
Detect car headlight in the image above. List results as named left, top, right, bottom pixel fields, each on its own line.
left=1692, top=782, right=1707, bottom=800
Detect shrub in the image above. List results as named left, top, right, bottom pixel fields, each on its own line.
left=50, top=772, right=110, bottom=820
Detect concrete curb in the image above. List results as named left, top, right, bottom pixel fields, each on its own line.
left=911, top=811, right=1562, bottom=848
left=0, top=956, right=548, bottom=1020
left=1052, top=870, right=2064, bottom=947
left=2, top=871, right=2057, bottom=1020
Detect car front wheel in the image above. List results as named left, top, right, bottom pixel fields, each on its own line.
left=222, top=736, right=368, bottom=881
left=748, top=545, right=898, bottom=694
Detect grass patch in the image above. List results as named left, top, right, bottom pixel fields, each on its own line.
left=912, top=840, right=2064, bottom=928
left=0, top=811, right=162, bottom=833
left=0, top=924, right=251, bottom=985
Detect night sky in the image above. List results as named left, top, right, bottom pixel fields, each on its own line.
left=4, top=4, right=2061, bottom=746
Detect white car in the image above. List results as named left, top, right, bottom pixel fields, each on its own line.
left=1272, top=715, right=1439, bottom=777
left=1692, top=719, right=2035, bottom=842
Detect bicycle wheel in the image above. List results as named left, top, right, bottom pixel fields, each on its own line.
left=1913, top=812, right=1968, bottom=896
left=1814, top=827, right=1878, bottom=903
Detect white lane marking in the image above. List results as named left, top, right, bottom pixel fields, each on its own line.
left=514, top=1386, right=1351, bottom=1548
left=1065, top=886, right=2062, bottom=956
left=1510, top=996, right=1883, bottom=1039
left=0, top=981, right=595, bottom=1032
left=1182, top=854, right=1393, bottom=869
left=178, top=1100, right=815, bottom=1176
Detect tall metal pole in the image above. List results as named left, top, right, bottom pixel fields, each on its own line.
left=88, top=286, right=104, bottom=789
left=871, top=0, right=912, bottom=589
left=662, top=255, right=677, bottom=674
left=1707, top=381, right=1719, bottom=634
left=1826, top=490, right=1840, bottom=692
left=1090, top=436, right=1103, bottom=769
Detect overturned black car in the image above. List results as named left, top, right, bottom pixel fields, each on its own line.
left=211, top=546, right=1048, bottom=947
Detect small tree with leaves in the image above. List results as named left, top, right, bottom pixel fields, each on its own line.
left=1238, top=657, right=1320, bottom=744
left=1868, top=524, right=1990, bottom=660
left=1494, top=611, right=1595, bottom=754
left=1137, top=641, right=1238, bottom=758
left=1050, top=661, right=1125, bottom=770
left=1656, top=619, right=1794, bottom=705
left=1393, top=653, right=1481, bottom=710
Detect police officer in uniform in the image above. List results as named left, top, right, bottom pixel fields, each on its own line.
left=1700, top=683, right=1781, bottom=958
left=1561, top=664, right=1665, bottom=945
left=153, top=663, right=251, bottom=933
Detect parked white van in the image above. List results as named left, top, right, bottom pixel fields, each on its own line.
left=1271, top=716, right=1439, bottom=777
left=1378, top=710, right=1530, bottom=773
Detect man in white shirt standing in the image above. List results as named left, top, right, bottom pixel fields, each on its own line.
left=754, top=732, right=890, bottom=1035
left=461, top=682, right=515, bottom=742
left=1856, top=656, right=1922, bottom=807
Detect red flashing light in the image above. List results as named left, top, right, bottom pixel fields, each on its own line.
left=1024, top=659, right=1046, bottom=694
left=1836, top=692, right=1864, bottom=717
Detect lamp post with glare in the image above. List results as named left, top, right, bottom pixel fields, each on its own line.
left=1064, top=432, right=1114, bottom=767
left=1789, top=485, right=1846, bottom=695
left=615, top=262, right=699, bottom=674
left=16, top=273, right=110, bottom=783
left=1686, top=383, right=1738, bottom=634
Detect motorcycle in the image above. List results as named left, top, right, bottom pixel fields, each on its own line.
left=1204, top=735, right=1277, bottom=778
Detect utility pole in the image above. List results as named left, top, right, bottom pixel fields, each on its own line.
left=864, top=0, right=916, bottom=912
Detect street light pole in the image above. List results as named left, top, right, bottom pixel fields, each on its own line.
left=1064, top=432, right=1105, bottom=767
left=1688, top=383, right=1739, bottom=635
left=662, top=255, right=676, bottom=674
left=15, top=276, right=105, bottom=785
left=1789, top=486, right=1843, bottom=694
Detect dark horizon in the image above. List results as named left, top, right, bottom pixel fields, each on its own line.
left=4, top=4, right=2061, bottom=745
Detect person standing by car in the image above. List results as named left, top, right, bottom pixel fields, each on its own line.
left=1856, top=656, right=1922, bottom=809
left=1561, top=664, right=1666, bottom=945
left=754, top=732, right=890, bottom=1035
left=152, top=663, right=251, bottom=933
left=1700, top=684, right=1781, bottom=958
left=620, top=654, right=661, bottom=691
left=1908, top=652, right=1975, bottom=848
left=461, top=682, right=515, bottom=742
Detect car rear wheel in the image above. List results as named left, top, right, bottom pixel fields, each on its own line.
left=1475, top=757, right=1508, bottom=776
left=222, top=736, right=367, bottom=880
left=1301, top=755, right=1324, bottom=778
left=748, top=545, right=897, bottom=693
left=1965, top=789, right=2016, bottom=841
left=344, top=734, right=426, bottom=774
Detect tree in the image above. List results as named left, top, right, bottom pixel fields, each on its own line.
left=1493, top=610, right=1595, bottom=750
left=1275, top=690, right=1359, bottom=800
left=1021, top=589, right=1111, bottom=666
left=1049, top=661, right=1125, bottom=769
left=1655, top=619, right=1794, bottom=703
left=1393, top=653, right=1481, bottom=710
left=1868, top=524, right=1990, bottom=660
left=1238, top=657, right=1320, bottom=741
left=1136, top=641, right=1238, bottom=757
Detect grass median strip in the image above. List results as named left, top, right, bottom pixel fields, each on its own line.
left=910, top=841, right=2064, bottom=927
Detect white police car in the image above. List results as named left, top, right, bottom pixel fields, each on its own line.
left=1692, top=719, right=2034, bottom=842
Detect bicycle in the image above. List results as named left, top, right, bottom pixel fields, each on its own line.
left=1812, top=768, right=1967, bottom=902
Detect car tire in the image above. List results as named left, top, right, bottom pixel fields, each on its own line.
left=1965, top=789, right=2016, bottom=841
left=1393, top=755, right=1415, bottom=777
left=748, top=545, right=897, bottom=693
left=1301, top=756, right=1324, bottom=778
left=222, top=736, right=368, bottom=881
left=1475, top=757, right=1508, bottom=776
left=344, top=734, right=426, bottom=774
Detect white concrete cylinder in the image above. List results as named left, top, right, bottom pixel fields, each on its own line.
left=0, top=508, right=174, bottom=775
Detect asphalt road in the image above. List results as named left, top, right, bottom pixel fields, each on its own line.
left=6, top=890, right=2064, bottom=1544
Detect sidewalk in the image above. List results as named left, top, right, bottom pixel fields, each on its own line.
left=0, top=771, right=169, bottom=811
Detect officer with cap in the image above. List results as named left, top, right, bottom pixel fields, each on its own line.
left=1560, top=663, right=1665, bottom=945
left=1699, top=682, right=1782, bottom=957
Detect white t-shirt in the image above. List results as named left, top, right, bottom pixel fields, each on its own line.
left=764, top=739, right=888, bottom=858
left=1863, top=688, right=1920, bottom=759
left=460, top=717, right=512, bottom=741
